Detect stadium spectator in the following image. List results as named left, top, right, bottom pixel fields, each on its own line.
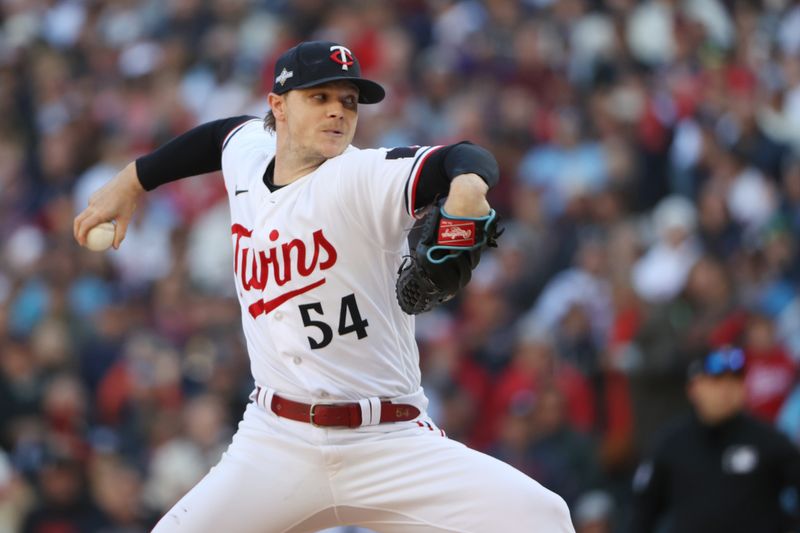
left=628, top=347, right=800, bottom=533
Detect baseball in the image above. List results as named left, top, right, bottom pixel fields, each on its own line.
left=85, top=222, right=116, bottom=251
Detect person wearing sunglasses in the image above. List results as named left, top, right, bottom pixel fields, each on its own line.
left=628, top=346, right=800, bottom=533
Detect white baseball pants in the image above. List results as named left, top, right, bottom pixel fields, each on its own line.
left=152, top=400, right=575, bottom=533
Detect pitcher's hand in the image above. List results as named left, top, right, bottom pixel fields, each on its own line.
left=74, top=162, right=144, bottom=250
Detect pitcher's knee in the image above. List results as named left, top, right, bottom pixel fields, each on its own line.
left=151, top=512, right=181, bottom=532
left=542, top=491, right=572, bottom=529
left=152, top=504, right=196, bottom=532
left=511, top=482, right=573, bottom=531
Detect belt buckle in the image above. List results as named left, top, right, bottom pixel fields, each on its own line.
left=309, top=403, right=322, bottom=427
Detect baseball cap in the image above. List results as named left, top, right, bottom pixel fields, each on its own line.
left=271, top=41, right=385, bottom=104
left=688, top=346, right=746, bottom=378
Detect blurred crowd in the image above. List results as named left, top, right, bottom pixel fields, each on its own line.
left=2, top=0, right=800, bottom=531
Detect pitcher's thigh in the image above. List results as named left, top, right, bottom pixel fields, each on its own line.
left=338, top=436, right=575, bottom=533
left=152, top=437, right=335, bottom=532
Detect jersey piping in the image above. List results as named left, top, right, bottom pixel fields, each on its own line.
left=222, top=118, right=263, bottom=151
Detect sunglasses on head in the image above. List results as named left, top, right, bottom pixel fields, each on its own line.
left=690, top=347, right=746, bottom=377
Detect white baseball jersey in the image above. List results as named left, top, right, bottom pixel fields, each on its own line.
left=220, top=119, right=439, bottom=403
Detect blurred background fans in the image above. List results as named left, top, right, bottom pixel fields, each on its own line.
left=2, top=1, right=800, bottom=531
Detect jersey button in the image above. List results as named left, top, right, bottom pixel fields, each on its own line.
left=293, top=356, right=302, bottom=365
left=274, top=311, right=283, bottom=320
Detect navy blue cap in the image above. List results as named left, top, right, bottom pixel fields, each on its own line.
left=271, top=41, right=385, bottom=104
left=688, top=346, right=746, bottom=378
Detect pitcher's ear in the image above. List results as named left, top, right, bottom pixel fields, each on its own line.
left=268, top=93, right=286, bottom=121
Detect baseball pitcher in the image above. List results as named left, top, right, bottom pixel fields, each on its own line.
left=74, top=41, right=574, bottom=533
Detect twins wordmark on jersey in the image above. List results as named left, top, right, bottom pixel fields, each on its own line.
left=232, top=223, right=338, bottom=318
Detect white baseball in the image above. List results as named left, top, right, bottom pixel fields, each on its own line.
left=85, top=221, right=116, bottom=251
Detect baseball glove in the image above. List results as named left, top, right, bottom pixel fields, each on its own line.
left=395, top=199, right=501, bottom=315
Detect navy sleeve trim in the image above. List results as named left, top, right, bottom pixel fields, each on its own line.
left=136, top=115, right=255, bottom=191
left=402, top=146, right=443, bottom=216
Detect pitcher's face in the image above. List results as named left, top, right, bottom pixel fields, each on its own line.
left=276, top=81, right=359, bottom=161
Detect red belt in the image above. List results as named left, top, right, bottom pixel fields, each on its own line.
left=270, top=393, right=420, bottom=428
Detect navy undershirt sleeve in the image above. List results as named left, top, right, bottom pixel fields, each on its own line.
left=412, top=142, right=499, bottom=211
left=135, top=115, right=254, bottom=191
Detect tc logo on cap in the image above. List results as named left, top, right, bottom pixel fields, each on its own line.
left=329, top=45, right=354, bottom=71
left=270, top=41, right=385, bottom=104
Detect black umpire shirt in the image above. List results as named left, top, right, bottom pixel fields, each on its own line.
left=628, top=411, right=800, bottom=533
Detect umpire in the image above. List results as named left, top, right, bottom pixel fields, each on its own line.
left=628, top=346, right=800, bottom=533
